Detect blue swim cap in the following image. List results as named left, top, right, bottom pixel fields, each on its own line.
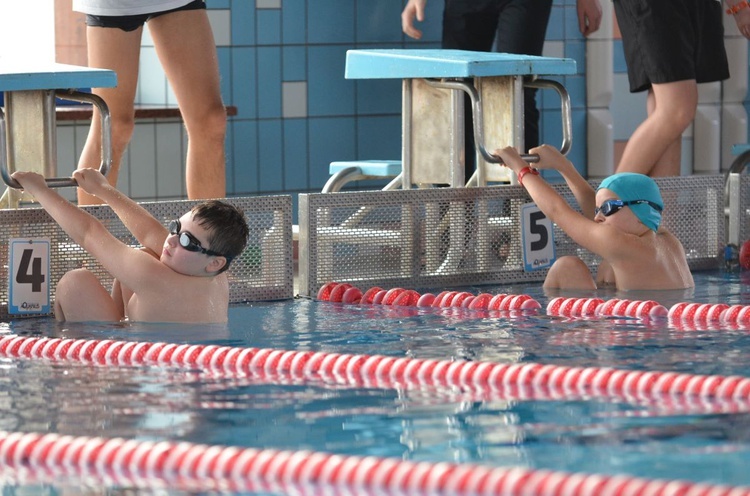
left=597, top=173, right=663, bottom=231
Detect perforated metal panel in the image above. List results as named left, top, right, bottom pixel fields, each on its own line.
left=299, top=175, right=725, bottom=296
left=740, top=175, right=750, bottom=246
left=0, top=196, right=293, bottom=319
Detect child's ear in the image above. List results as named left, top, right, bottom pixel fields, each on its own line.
left=206, top=256, right=227, bottom=274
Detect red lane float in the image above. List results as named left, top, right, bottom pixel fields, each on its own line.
left=3, top=335, right=750, bottom=403
left=0, top=431, right=747, bottom=496
left=315, top=282, right=540, bottom=312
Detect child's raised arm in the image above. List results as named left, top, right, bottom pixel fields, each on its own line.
left=73, top=169, right=168, bottom=256
left=530, top=145, right=596, bottom=219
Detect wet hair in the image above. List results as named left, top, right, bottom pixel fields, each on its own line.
left=191, top=200, right=249, bottom=273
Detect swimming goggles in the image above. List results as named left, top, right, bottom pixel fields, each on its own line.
left=594, top=199, right=663, bottom=217
left=168, top=219, right=224, bottom=257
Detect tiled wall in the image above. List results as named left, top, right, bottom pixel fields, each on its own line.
left=57, top=0, right=749, bottom=205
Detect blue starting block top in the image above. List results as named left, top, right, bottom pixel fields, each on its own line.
left=345, top=49, right=576, bottom=80
left=0, top=62, right=116, bottom=92
left=329, top=160, right=402, bottom=176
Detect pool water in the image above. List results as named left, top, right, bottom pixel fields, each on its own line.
left=2, top=269, right=750, bottom=493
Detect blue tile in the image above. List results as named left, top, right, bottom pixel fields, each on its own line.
left=206, top=0, right=229, bottom=8
left=356, top=1, right=403, bottom=43
left=546, top=6, right=565, bottom=41
left=216, top=47, right=232, bottom=106
left=258, top=47, right=282, bottom=119
left=283, top=46, right=307, bottom=82
left=282, top=0, right=306, bottom=44
left=283, top=119, right=309, bottom=190
left=564, top=40, right=585, bottom=73
left=231, top=0, right=255, bottom=46
left=564, top=74, right=586, bottom=109
left=224, top=120, right=235, bottom=195
left=540, top=108, right=563, bottom=153
left=356, top=115, right=401, bottom=159
left=355, top=79, right=401, bottom=115
left=402, top=0, right=443, bottom=43
left=308, top=117, right=356, bottom=189
left=308, top=0, right=355, bottom=44
left=539, top=75, right=564, bottom=109
left=568, top=109, right=587, bottom=175
left=257, top=9, right=281, bottom=45
left=613, top=40, right=628, bottom=74
left=564, top=4, right=583, bottom=39
left=230, top=120, right=259, bottom=194
left=259, top=119, right=284, bottom=192
left=232, top=47, right=257, bottom=119
left=307, top=46, right=355, bottom=116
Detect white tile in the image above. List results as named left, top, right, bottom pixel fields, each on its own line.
left=155, top=122, right=186, bottom=198
left=588, top=0, right=613, bottom=40
left=586, top=40, right=613, bottom=107
left=127, top=123, right=158, bottom=200
left=55, top=125, right=78, bottom=202
left=282, top=81, right=307, bottom=118
left=257, top=0, right=281, bottom=7
left=207, top=9, right=231, bottom=47
left=697, top=81, right=722, bottom=104
left=138, top=47, right=168, bottom=105
left=693, top=105, right=721, bottom=174
left=723, top=37, right=749, bottom=103
left=721, top=103, right=748, bottom=171
left=586, top=109, right=614, bottom=178
left=142, top=24, right=155, bottom=47
left=541, top=41, right=564, bottom=59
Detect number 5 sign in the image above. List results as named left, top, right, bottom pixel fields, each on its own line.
left=520, top=202, right=556, bottom=272
left=9, top=239, right=50, bottom=315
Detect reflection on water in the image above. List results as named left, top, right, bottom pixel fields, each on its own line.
left=1, top=270, right=750, bottom=492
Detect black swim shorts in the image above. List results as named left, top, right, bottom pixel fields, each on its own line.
left=613, top=0, right=730, bottom=93
left=85, top=0, right=206, bottom=32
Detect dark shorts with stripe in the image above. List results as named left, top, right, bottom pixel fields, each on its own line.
left=85, top=0, right=206, bottom=32
left=613, top=0, right=729, bottom=93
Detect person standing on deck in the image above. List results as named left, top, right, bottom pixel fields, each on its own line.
left=72, top=0, right=226, bottom=204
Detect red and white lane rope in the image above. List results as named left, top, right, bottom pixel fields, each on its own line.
left=0, top=430, right=747, bottom=495
left=316, top=282, right=542, bottom=311
left=2, top=335, right=750, bottom=403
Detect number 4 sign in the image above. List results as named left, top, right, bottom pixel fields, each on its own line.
left=520, top=202, right=556, bottom=272
left=9, top=239, right=50, bottom=314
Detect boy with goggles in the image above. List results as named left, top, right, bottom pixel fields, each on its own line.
left=494, top=145, right=694, bottom=291
left=12, top=169, right=249, bottom=323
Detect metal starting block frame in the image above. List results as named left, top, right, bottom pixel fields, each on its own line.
left=0, top=195, right=293, bottom=319
left=299, top=175, right=725, bottom=296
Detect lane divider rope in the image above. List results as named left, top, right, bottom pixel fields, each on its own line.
left=0, top=430, right=747, bottom=495
left=2, top=335, right=750, bottom=403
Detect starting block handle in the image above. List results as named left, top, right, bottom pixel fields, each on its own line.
left=425, top=77, right=572, bottom=165
left=0, top=90, right=112, bottom=189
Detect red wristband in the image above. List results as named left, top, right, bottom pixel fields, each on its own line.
left=516, top=166, right=539, bottom=186
left=727, top=1, right=748, bottom=14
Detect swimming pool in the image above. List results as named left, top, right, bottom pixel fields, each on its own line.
left=0, top=269, right=749, bottom=494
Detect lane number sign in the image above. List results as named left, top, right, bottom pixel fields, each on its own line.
left=9, top=239, right=50, bottom=314
left=520, top=202, right=556, bottom=272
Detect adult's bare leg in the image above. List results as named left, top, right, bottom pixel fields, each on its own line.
left=149, top=9, right=227, bottom=199
left=77, top=26, right=143, bottom=205
left=616, top=80, right=697, bottom=177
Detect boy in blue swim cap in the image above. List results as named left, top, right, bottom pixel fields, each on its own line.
left=495, top=145, right=694, bottom=291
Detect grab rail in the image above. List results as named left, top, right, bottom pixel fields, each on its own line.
left=724, top=149, right=750, bottom=247
left=425, top=76, right=572, bottom=165
left=0, top=89, right=112, bottom=189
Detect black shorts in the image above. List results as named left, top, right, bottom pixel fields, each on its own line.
left=614, top=0, right=729, bottom=93
left=85, top=0, right=206, bottom=32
